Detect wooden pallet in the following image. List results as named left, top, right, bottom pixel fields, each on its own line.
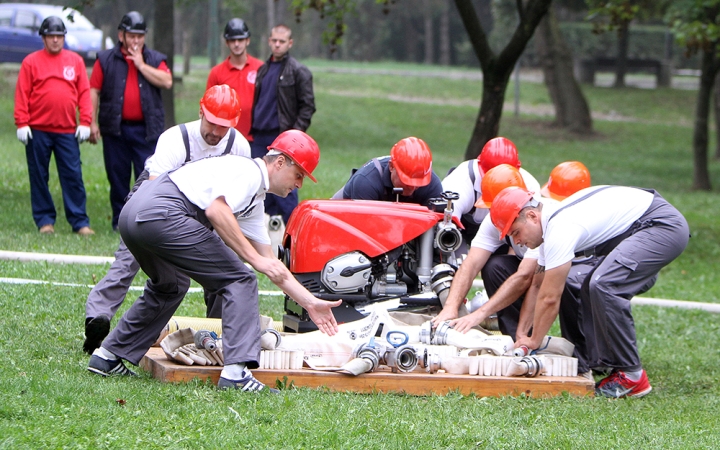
left=141, top=348, right=594, bottom=397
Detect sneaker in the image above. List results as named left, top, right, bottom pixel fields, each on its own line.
left=595, top=370, right=652, bottom=398
left=218, top=372, right=279, bottom=394
left=83, top=315, right=110, bottom=354
left=88, top=355, right=137, bottom=377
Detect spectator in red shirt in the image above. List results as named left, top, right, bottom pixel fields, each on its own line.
left=207, top=18, right=263, bottom=142
left=88, top=11, right=172, bottom=231
left=14, top=16, right=94, bottom=236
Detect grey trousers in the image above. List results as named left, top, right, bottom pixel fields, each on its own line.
left=481, top=253, right=597, bottom=373
left=581, top=192, right=689, bottom=372
left=102, top=174, right=261, bottom=367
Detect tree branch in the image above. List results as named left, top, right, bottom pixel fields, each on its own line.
left=453, top=0, right=495, bottom=70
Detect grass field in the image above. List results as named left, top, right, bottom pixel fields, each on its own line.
left=1, top=60, right=719, bottom=448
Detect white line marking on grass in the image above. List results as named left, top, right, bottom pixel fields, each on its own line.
left=0, top=277, right=284, bottom=297
left=2, top=251, right=717, bottom=310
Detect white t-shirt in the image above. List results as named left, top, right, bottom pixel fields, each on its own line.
left=145, top=120, right=251, bottom=177
left=538, top=186, right=653, bottom=270
left=169, top=156, right=271, bottom=245
left=442, top=159, right=541, bottom=224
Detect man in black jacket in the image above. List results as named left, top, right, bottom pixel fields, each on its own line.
left=250, top=24, right=315, bottom=227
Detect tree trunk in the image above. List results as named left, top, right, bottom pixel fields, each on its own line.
left=453, top=0, right=552, bottom=159
left=439, top=2, right=450, bottom=66
left=715, top=71, right=720, bottom=159
left=154, top=0, right=175, bottom=129
left=692, top=47, right=719, bottom=190
left=423, top=0, right=434, bottom=65
left=182, top=29, right=191, bottom=75
left=405, top=15, right=418, bottom=62
left=614, top=20, right=629, bottom=88
left=535, top=7, right=592, bottom=134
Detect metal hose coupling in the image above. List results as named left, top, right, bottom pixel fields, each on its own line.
left=431, top=320, right=451, bottom=345
left=419, top=321, right=434, bottom=345
left=519, top=356, right=543, bottom=377
left=384, top=344, right=419, bottom=373
left=260, top=328, right=282, bottom=350
left=268, top=215, right=284, bottom=232
left=353, top=343, right=381, bottom=372
left=418, top=347, right=443, bottom=374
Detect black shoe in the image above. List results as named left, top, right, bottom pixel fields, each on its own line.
left=88, top=355, right=137, bottom=377
left=83, top=315, right=110, bottom=354
left=218, top=372, right=279, bottom=393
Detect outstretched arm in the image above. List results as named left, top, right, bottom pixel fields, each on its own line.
left=207, top=197, right=340, bottom=335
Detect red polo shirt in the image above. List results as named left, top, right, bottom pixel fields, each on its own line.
left=207, top=54, right=263, bottom=141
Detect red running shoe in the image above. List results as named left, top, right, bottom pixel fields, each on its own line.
left=595, top=369, right=652, bottom=398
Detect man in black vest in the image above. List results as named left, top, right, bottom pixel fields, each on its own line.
left=88, top=11, right=172, bottom=230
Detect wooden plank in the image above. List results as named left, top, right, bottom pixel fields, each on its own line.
left=140, top=347, right=594, bottom=397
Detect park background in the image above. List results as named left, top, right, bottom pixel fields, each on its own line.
left=1, top=0, right=720, bottom=448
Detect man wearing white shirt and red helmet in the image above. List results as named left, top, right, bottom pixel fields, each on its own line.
left=490, top=185, right=689, bottom=398
left=433, top=164, right=599, bottom=376
left=441, top=137, right=540, bottom=252
left=87, top=129, right=340, bottom=393
left=83, top=85, right=250, bottom=355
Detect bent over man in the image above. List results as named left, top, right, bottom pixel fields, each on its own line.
left=334, top=137, right=443, bottom=205
left=83, top=85, right=249, bottom=354
left=87, top=130, right=340, bottom=393
left=490, top=185, right=689, bottom=398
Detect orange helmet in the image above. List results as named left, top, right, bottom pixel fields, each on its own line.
left=475, top=164, right=527, bottom=208
left=541, top=161, right=591, bottom=201
left=268, top=130, right=320, bottom=183
left=490, top=186, right=535, bottom=239
left=478, top=137, right=521, bottom=174
left=390, top=137, right=433, bottom=187
left=200, top=85, right=241, bottom=128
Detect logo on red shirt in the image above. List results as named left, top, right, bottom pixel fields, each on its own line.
left=63, top=66, right=76, bottom=81
left=247, top=71, right=257, bottom=84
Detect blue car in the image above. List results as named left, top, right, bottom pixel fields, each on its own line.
left=0, top=3, right=103, bottom=65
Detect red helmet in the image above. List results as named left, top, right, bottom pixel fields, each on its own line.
left=541, top=161, right=591, bottom=201
left=475, top=164, right=527, bottom=208
left=478, top=137, right=521, bottom=175
left=200, top=85, right=241, bottom=128
left=268, top=130, right=320, bottom=183
left=490, top=186, right=535, bottom=239
left=390, top=137, right=433, bottom=187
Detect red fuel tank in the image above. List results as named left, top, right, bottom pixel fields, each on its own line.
left=284, top=200, right=444, bottom=274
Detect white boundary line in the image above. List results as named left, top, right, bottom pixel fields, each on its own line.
left=0, top=277, right=285, bottom=297
left=2, top=250, right=718, bottom=312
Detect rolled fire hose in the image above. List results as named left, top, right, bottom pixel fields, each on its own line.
left=153, top=315, right=283, bottom=346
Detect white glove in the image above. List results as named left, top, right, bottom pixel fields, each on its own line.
left=17, top=126, right=32, bottom=145
left=75, top=125, right=91, bottom=144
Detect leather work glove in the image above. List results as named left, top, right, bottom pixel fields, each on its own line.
left=75, top=125, right=91, bottom=144
left=17, top=126, right=32, bottom=145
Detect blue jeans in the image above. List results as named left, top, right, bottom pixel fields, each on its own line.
left=101, top=123, right=156, bottom=229
left=251, top=130, right=299, bottom=224
left=25, top=129, right=90, bottom=231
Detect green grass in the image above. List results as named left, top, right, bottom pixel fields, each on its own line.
left=1, top=61, right=720, bottom=448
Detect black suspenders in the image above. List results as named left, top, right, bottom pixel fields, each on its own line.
left=180, top=124, right=237, bottom=163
